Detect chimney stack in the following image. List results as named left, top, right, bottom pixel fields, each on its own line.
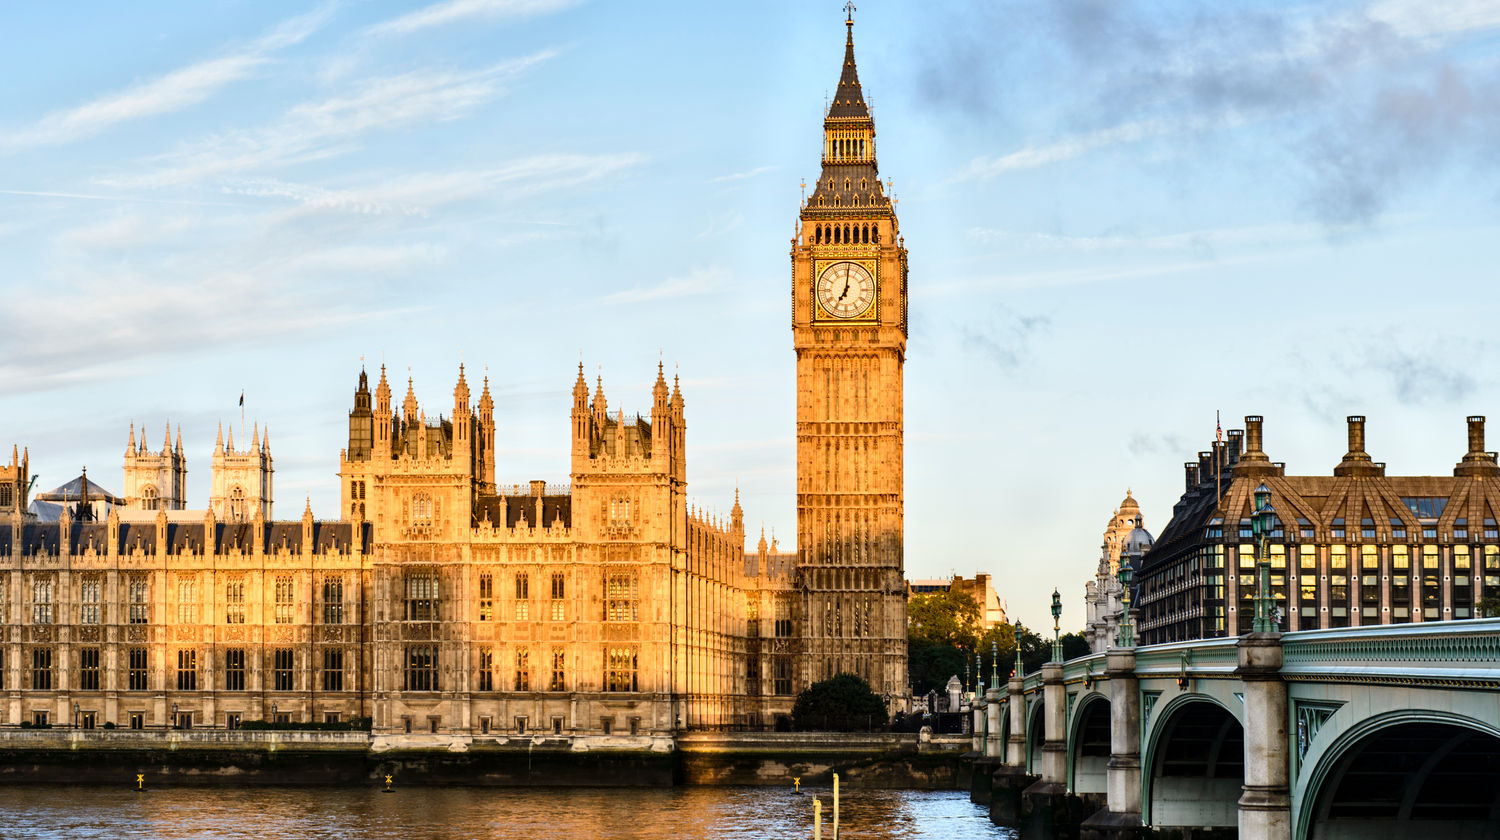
left=1455, top=415, right=1500, bottom=477
left=1234, top=415, right=1278, bottom=478
left=1334, top=415, right=1382, bottom=477
left=1185, top=462, right=1198, bottom=493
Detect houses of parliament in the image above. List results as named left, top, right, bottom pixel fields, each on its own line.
left=0, top=15, right=910, bottom=740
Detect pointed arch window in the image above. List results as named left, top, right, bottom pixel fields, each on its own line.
left=141, top=486, right=159, bottom=511
left=229, top=486, right=245, bottom=521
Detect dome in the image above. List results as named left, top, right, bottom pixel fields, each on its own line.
left=1118, top=489, right=1140, bottom=511
left=1125, top=519, right=1154, bottom=554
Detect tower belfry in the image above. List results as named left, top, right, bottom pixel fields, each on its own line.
left=790, top=10, right=909, bottom=705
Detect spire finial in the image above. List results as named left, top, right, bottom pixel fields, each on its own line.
left=845, top=1, right=855, bottom=28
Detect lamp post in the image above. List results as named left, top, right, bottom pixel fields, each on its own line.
left=991, top=639, right=998, bottom=684
left=1252, top=484, right=1277, bottom=633
left=1117, top=551, right=1135, bottom=648
left=975, top=650, right=984, bottom=694
left=171, top=702, right=178, bottom=730
left=1012, top=617, right=1024, bottom=677
left=1050, top=588, right=1063, bottom=663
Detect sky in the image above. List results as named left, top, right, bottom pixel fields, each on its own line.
left=2, top=0, right=1499, bottom=631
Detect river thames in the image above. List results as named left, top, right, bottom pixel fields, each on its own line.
left=0, top=785, right=1015, bottom=839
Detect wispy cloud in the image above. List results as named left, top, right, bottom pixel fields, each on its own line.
left=960, top=305, right=1050, bottom=370
left=965, top=220, right=1329, bottom=257
left=0, top=6, right=333, bottom=152
left=953, top=113, right=1244, bottom=181
left=600, top=266, right=725, bottom=305
left=365, top=0, right=580, bottom=38
left=710, top=165, right=776, bottom=183
left=102, top=51, right=559, bottom=188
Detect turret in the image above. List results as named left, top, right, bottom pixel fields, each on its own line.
left=402, top=377, right=419, bottom=429
left=348, top=368, right=374, bottom=461
left=477, top=376, right=495, bottom=490
left=592, top=375, right=608, bottom=432
left=126, top=423, right=136, bottom=456
left=215, top=422, right=224, bottom=454
left=572, top=363, right=591, bottom=462
left=452, top=364, right=472, bottom=461
left=670, top=374, right=686, bottom=483
left=731, top=487, right=744, bottom=537
left=374, top=365, right=393, bottom=456
left=652, top=362, right=670, bottom=461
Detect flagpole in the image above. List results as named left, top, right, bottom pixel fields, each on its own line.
left=241, top=391, right=245, bottom=449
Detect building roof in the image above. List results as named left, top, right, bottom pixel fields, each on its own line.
left=0, top=520, right=368, bottom=556
left=34, top=473, right=121, bottom=505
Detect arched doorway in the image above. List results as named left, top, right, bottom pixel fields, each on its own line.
left=1070, top=695, right=1111, bottom=795
left=1146, top=699, right=1243, bottom=830
left=1307, top=720, right=1500, bottom=839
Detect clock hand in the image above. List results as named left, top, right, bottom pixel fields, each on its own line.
left=839, top=279, right=849, bottom=301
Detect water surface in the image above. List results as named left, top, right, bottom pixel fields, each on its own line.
left=0, top=785, right=1017, bottom=839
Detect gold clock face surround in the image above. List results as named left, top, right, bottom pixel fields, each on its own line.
left=816, top=260, right=876, bottom=319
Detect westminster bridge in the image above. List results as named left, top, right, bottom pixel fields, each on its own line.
left=964, top=619, right=1500, bottom=840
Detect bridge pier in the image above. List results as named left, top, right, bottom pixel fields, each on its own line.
left=1081, top=647, right=1145, bottom=840
left=970, top=688, right=1006, bottom=806
left=990, top=672, right=1038, bottom=827
left=1022, top=662, right=1087, bottom=839
left=1237, top=633, right=1290, bottom=840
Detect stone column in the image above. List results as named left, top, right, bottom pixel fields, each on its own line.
left=1041, top=662, right=1066, bottom=784
left=985, top=688, right=1003, bottom=758
left=1105, top=649, right=1141, bottom=816
left=1006, top=673, right=1026, bottom=768
left=1237, top=634, right=1290, bottom=840
left=972, top=702, right=985, bottom=753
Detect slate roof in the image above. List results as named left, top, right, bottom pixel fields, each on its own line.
left=0, top=520, right=369, bottom=556
left=473, top=493, right=573, bottom=530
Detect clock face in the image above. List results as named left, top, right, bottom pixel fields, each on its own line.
left=816, top=261, right=876, bottom=319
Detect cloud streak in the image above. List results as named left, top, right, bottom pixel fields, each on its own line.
left=365, top=0, right=580, bottom=38
left=101, top=51, right=560, bottom=188
left=0, top=6, right=333, bottom=152
left=600, top=266, right=726, bottom=305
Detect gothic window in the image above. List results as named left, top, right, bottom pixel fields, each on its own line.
left=128, top=647, right=148, bottom=690
left=844, top=178, right=851, bottom=191
left=550, top=573, right=565, bottom=621
left=142, top=485, right=158, bottom=510
left=31, top=576, right=52, bottom=625
left=128, top=577, right=149, bottom=624
left=772, top=657, right=792, bottom=696
left=323, top=576, right=344, bottom=624
left=404, top=645, right=437, bottom=692
left=605, top=573, right=638, bottom=621
left=774, top=598, right=792, bottom=637
left=79, top=576, right=101, bottom=625
left=412, top=493, right=433, bottom=525
left=176, top=648, right=197, bottom=691
left=0, top=483, right=12, bottom=508
left=861, top=178, right=867, bottom=190
left=477, top=647, right=494, bottom=692
left=273, top=648, right=294, bottom=691
left=224, top=649, right=246, bottom=691
left=609, top=496, right=632, bottom=527
left=221, top=579, right=243, bottom=624
left=514, top=647, right=531, bottom=691
left=405, top=570, right=437, bottom=621
left=549, top=649, right=566, bottom=691
left=605, top=647, right=638, bottom=692
left=229, top=486, right=245, bottom=520
left=0, top=573, right=8, bottom=624
left=478, top=572, right=493, bottom=621
left=78, top=647, right=100, bottom=690
left=514, top=572, right=530, bottom=621
left=322, top=648, right=344, bottom=691
left=274, top=575, right=294, bottom=624
left=30, top=648, right=52, bottom=690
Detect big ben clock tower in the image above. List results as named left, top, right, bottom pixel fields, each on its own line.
left=792, top=8, right=908, bottom=705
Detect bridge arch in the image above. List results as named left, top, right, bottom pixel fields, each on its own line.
left=1297, top=710, right=1500, bottom=840
left=1025, top=695, right=1045, bottom=773
left=1141, top=694, right=1244, bottom=830
left=1068, top=691, right=1111, bottom=795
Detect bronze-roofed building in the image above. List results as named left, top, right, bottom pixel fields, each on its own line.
left=1136, top=415, right=1500, bottom=645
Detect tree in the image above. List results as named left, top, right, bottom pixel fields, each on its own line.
left=1477, top=596, right=1500, bottom=618
left=908, top=590, right=982, bottom=649
left=791, top=673, right=889, bottom=732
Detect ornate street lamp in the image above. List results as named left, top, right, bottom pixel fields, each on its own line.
left=1012, top=616, right=1024, bottom=677
left=991, top=639, right=999, bottom=685
left=1117, top=551, right=1135, bottom=648
left=1252, top=483, right=1277, bottom=633
left=1050, top=588, right=1063, bottom=663
left=975, top=650, right=984, bottom=694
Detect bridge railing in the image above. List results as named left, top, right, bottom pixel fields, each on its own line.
left=1281, top=618, right=1500, bottom=686
left=1011, top=619, right=1500, bottom=685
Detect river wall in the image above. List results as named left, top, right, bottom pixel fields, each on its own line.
left=0, top=730, right=968, bottom=788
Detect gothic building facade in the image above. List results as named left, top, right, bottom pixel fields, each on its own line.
left=791, top=13, right=909, bottom=702
left=0, top=15, right=908, bottom=737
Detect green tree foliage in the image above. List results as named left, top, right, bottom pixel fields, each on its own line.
left=791, top=673, right=889, bottom=732
left=1478, top=596, right=1500, bottom=619
left=908, top=590, right=982, bottom=649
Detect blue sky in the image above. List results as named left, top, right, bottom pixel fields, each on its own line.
left=2, top=0, right=1498, bottom=630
